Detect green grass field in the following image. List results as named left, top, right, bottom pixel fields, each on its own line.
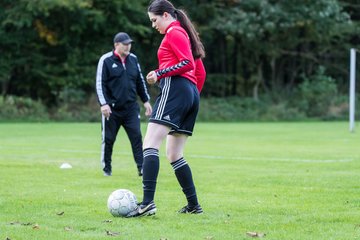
left=0, top=122, right=359, bottom=240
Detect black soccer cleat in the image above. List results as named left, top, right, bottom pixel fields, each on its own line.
left=126, top=201, right=157, bottom=218
left=178, top=204, right=203, bottom=214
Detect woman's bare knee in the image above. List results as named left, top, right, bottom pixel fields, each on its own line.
left=166, top=151, right=183, bottom=162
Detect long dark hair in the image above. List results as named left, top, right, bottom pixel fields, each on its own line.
left=148, top=0, right=205, bottom=59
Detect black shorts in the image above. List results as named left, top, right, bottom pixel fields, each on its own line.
left=149, top=76, right=199, bottom=136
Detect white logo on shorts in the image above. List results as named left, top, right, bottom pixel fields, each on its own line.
left=163, top=115, right=171, bottom=121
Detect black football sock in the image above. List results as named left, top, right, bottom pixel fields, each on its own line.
left=142, top=148, right=160, bottom=205
left=171, top=157, right=199, bottom=208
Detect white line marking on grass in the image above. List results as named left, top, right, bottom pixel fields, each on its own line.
left=187, top=155, right=354, bottom=163
left=58, top=150, right=354, bottom=163
left=0, top=146, right=354, bottom=163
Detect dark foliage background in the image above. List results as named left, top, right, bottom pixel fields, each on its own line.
left=0, top=0, right=359, bottom=121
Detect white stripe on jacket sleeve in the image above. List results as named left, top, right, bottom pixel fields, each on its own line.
left=96, top=52, right=112, bottom=105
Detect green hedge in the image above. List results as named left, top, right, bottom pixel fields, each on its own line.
left=0, top=93, right=354, bottom=122
left=197, top=96, right=352, bottom=122
left=0, top=96, right=49, bottom=122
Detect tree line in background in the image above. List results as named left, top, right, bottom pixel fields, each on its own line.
left=0, top=0, right=359, bottom=121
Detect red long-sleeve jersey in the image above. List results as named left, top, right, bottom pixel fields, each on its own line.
left=194, top=58, right=206, bottom=92
left=155, top=21, right=206, bottom=92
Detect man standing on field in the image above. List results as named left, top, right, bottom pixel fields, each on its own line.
left=96, top=32, right=152, bottom=177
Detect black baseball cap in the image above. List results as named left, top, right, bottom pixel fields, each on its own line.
left=113, top=32, right=133, bottom=44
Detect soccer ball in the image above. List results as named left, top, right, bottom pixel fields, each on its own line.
left=107, top=189, right=138, bottom=217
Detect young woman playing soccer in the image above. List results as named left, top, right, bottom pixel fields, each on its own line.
left=126, top=0, right=206, bottom=217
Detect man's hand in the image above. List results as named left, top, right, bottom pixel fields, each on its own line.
left=143, top=102, right=152, bottom=117
left=146, top=71, right=157, bottom=84
left=100, top=104, right=112, bottom=119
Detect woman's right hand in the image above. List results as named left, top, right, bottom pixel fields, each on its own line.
left=146, top=71, right=158, bottom=84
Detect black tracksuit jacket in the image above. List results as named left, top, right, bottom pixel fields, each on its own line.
left=96, top=51, right=150, bottom=109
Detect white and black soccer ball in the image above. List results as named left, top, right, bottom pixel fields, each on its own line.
left=107, top=189, right=138, bottom=217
